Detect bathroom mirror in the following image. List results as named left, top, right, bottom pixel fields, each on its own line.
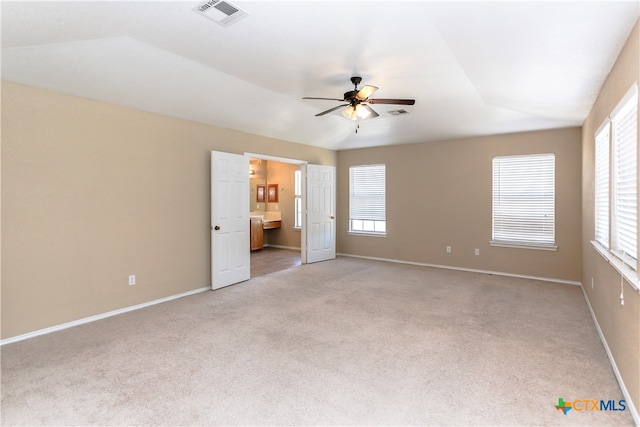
left=267, top=184, right=278, bottom=203
left=256, top=184, right=265, bottom=202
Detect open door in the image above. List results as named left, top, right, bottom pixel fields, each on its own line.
left=211, top=151, right=250, bottom=290
left=302, top=164, right=336, bottom=264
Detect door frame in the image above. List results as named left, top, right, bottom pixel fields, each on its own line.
left=244, top=152, right=308, bottom=263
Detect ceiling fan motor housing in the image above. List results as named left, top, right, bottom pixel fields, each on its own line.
left=344, top=90, right=359, bottom=101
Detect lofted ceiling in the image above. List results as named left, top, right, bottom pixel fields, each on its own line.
left=2, top=1, right=638, bottom=150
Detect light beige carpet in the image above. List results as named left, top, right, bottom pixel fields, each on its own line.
left=1, top=257, right=634, bottom=425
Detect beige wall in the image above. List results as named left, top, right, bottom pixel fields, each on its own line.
left=581, top=20, right=639, bottom=412
left=1, top=82, right=335, bottom=339
left=337, top=127, right=583, bottom=282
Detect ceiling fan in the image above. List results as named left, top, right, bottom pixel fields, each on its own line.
left=303, top=76, right=415, bottom=121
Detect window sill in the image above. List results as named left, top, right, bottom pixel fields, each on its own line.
left=591, top=241, right=640, bottom=291
left=348, top=231, right=387, bottom=238
left=490, top=241, right=557, bottom=251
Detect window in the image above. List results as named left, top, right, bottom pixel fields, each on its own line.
left=594, top=83, right=638, bottom=270
left=594, top=122, right=610, bottom=248
left=492, top=154, right=556, bottom=249
left=349, top=164, right=386, bottom=235
left=294, top=169, right=302, bottom=229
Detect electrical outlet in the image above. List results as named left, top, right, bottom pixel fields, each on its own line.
left=475, top=248, right=480, bottom=256
left=446, top=246, right=452, bottom=254
left=129, top=275, right=136, bottom=286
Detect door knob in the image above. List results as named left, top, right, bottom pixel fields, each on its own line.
left=330, top=216, right=335, bottom=219
left=214, top=225, right=220, bottom=231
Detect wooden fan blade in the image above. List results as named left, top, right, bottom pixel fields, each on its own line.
left=362, top=104, right=379, bottom=118
left=356, top=85, right=378, bottom=101
left=315, top=104, right=349, bottom=116
left=303, top=97, right=345, bottom=101
left=368, top=98, right=416, bottom=105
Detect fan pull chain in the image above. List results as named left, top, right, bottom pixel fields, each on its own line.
left=355, top=123, right=360, bottom=134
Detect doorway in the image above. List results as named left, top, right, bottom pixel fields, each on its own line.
left=211, top=151, right=336, bottom=289
left=247, top=153, right=304, bottom=277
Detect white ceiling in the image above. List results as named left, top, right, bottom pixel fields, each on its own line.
left=2, top=1, right=638, bottom=150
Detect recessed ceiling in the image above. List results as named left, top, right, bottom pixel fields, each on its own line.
left=2, top=1, right=638, bottom=150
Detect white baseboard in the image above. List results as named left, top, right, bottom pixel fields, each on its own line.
left=580, top=285, right=639, bottom=425
left=0, top=286, right=210, bottom=346
left=337, top=253, right=582, bottom=286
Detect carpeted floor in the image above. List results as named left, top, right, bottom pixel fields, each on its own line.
left=1, top=257, right=634, bottom=425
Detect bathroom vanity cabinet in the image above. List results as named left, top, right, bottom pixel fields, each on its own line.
left=250, top=217, right=264, bottom=251
left=262, top=220, right=282, bottom=230
left=250, top=212, right=282, bottom=251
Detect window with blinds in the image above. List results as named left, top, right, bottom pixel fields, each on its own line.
left=595, top=123, right=610, bottom=248
left=349, top=164, right=386, bottom=234
left=492, top=154, right=556, bottom=248
left=593, top=83, right=638, bottom=271
left=611, top=85, right=638, bottom=266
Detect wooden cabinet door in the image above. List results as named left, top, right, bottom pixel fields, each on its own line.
left=250, top=218, right=264, bottom=251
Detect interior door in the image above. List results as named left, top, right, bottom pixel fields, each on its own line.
left=211, top=151, right=250, bottom=290
left=302, top=164, right=336, bottom=264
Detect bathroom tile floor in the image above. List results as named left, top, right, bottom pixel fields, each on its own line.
left=251, top=247, right=301, bottom=278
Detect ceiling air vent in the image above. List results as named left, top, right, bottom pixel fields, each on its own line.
left=388, top=109, right=409, bottom=116
left=193, top=0, right=248, bottom=27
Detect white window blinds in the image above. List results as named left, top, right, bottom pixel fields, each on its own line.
left=349, top=164, right=386, bottom=234
left=595, top=123, right=610, bottom=248
left=612, top=87, right=638, bottom=263
left=492, top=154, right=555, bottom=247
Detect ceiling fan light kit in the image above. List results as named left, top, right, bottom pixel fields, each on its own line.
left=303, top=76, right=415, bottom=125
left=342, top=103, right=371, bottom=121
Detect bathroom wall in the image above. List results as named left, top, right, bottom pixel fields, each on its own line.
left=249, top=159, right=268, bottom=212
left=263, top=161, right=301, bottom=249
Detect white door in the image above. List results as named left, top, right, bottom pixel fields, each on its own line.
left=211, top=151, right=250, bottom=290
left=302, top=164, right=336, bottom=264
